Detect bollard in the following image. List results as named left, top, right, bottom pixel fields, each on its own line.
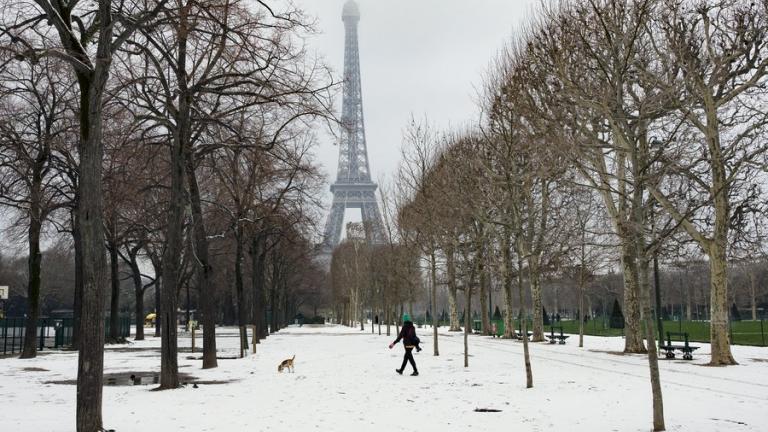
left=761, top=319, right=765, bottom=347
left=191, top=325, right=196, bottom=353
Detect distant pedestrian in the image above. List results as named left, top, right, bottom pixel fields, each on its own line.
left=389, top=313, right=420, bottom=376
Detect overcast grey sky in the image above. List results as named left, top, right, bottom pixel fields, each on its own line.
left=290, top=0, right=540, bottom=223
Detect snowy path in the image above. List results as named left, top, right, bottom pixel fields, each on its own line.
left=1, top=325, right=766, bottom=431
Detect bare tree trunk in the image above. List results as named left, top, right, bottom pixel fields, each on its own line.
left=638, top=255, right=665, bottom=431
left=578, top=254, right=585, bottom=348
left=502, top=227, right=515, bottom=339
left=394, top=307, right=399, bottom=335
left=529, top=256, right=545, bottom=342
left=129, top=255, right=145, bottom=341
left=446, top=245, right=461, bottom=331
left=186, top=156, right=218, bottom=369
left=71, top=209, right=83, bottom=350
left=518, top=257, right=533, bottom=388
left=621, top=240, right=646, bottom=353
left=464, top=285, right=471, bottom=368
left=154, top=270, right=161, bottom=338
left=430, top=252, right=439, bottom=356
left=234, top=226, right=248, bottom=353
left=134, top=287, right=145, bottom=341
left=108, top=239, right=120, bottom=342
left=75, top=72, right=109, bottom=432
left=250, top=235, right=267, bottom=340
left=479, top=246, right=490, bottom=335
left=20, top=203, right=42, bottom=359
left=270, top=249, right=280, bottom=333
left=359, top=287, right=365, bottom=331
left=385, top=303, right=391, bottom=336
left=709, top=241, right=736, bottom=365
left=159, top=132, right=185, bottom=389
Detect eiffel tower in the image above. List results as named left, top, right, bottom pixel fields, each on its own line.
left=322, top=0, right=384, bottom=251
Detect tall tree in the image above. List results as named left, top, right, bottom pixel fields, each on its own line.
left=642, top=0, right=768, bottom=365
left=1, top=0, right=165, bottom=428
left=0, top=58, right=72, bottom=358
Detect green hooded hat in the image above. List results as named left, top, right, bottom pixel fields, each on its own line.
left=403, top=313, right=412, bottom=323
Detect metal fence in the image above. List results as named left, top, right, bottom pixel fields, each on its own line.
left=0, top=316, right=131, bottom=357
left=418, top=315, right=767, bottom=347
left=545, top=316, right=767, bottom=347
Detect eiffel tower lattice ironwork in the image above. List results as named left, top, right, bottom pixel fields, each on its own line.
left=322, top=0, right=384, bottom=251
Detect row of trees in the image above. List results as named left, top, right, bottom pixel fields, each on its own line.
left=329, top=221, right=420, bottom=335
left=384, top=1, right=767, bottom=431
left=1, top=0, right=334, bottom=430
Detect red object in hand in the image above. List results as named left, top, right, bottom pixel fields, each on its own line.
left=388, top=343, right=394, bottom=349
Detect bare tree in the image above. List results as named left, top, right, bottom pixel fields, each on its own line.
left=641, top=0, right=768, bottom=365
left=0, top=58, right=72, bottom=358
left=397, top=117, right=443, bottom=356
left=2, top=0, right=167, bottom=427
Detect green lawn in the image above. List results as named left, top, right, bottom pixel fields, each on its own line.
left=554, top=318, right=767, bottom=347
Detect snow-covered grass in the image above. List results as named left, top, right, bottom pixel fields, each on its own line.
left=1, top=324, right=766, bottom=431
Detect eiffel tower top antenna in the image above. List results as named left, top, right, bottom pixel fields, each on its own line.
left=342, top=0, right=360, bottom=20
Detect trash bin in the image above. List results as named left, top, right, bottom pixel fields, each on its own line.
left=491, top=319, right=505, bottom=337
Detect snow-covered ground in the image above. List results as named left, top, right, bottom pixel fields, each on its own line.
left=1, top=324, right=766, bottom=431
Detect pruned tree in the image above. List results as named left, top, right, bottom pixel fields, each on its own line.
left=640, top=0, right=768, bottom=366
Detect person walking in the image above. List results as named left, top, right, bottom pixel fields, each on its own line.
left=389, top=314, right=420, bottom=376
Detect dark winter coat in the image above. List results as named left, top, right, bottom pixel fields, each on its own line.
left=393, top=321, right=419, bottom=348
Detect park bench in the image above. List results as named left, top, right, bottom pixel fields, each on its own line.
left=515, top=330, right=532, bottom=340
left=547, top=325, right=569, bottom=344
left=659, top=331, right=699, bottom=360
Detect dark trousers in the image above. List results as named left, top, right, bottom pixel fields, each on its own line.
left=399, top=347, right=417, bottom=372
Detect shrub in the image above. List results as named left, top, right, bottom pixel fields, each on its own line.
left=609, top=299, right=625, bottom=329
left=730, top=303, right=742, bottom=322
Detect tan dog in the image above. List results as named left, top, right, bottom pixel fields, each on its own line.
left=277, top=355, right=295, bottom=373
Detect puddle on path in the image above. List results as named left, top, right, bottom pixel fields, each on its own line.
left=184, top=355, right=239, bottom=360
left=45, top=372, right=236, bottom=386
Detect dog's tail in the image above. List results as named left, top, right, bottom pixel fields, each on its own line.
left=292, top=354, right=296, bottom=361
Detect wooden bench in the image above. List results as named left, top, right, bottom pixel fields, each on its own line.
left=660, top=331, right=699, bottom=360
left=547, top=326, right=569, bottom=345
